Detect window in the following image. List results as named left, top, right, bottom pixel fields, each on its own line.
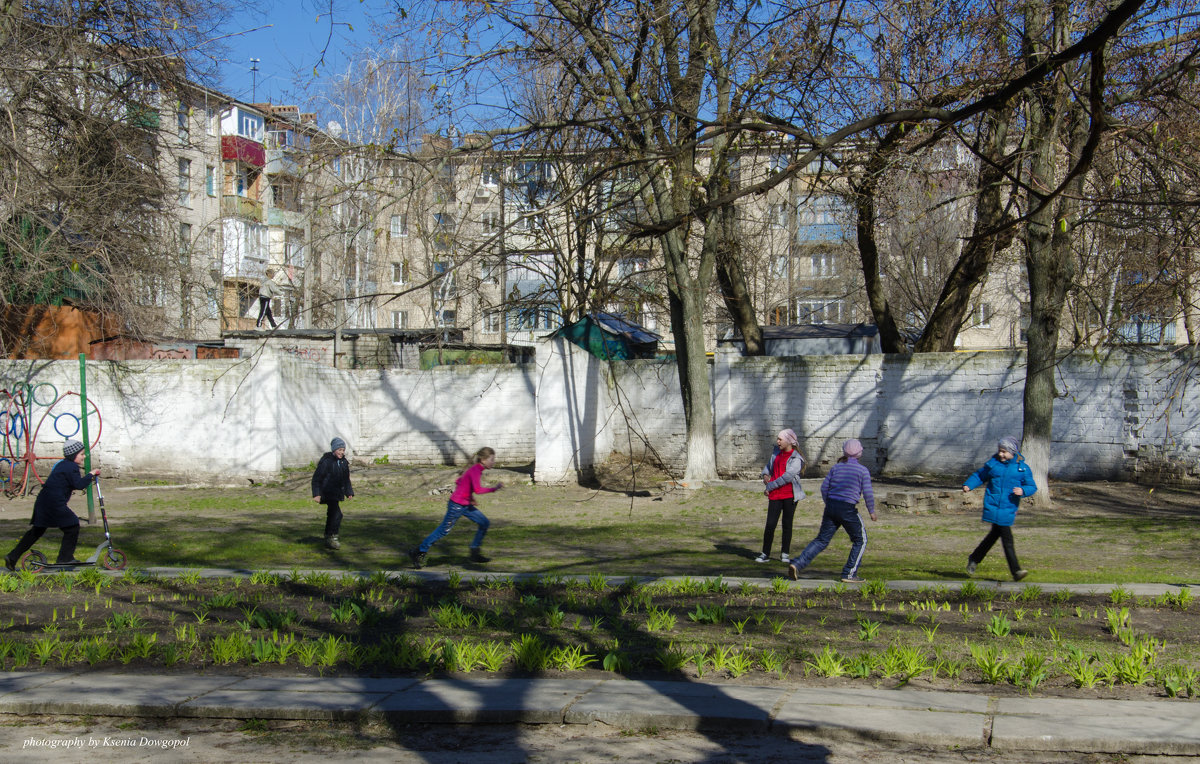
left=391, top=261, right=409, bottom=284
left=769, top=154, right=789, bottom=176
left=810, top=252, right=837, bottom=277
left=796, top=298, right=845, bottom=324
left=391, top=310, right=408, bottom=329
left=482, top=211, right=501, bottom=232
left=178, top=223, right=192, bottom=266
left=617, top=257, right=648, bottom=278
left=433, top=212, right=455, bottom=231
left=973, top=302, right=993, bottom=328
left=239, top=111, right=262, bottom=141
left=482, top=164, right=502, bottom=187
left=205, top=165, right=216, bottom=196
left=479, top=261, right=500, bottom=285
left=285, top=234, right=304, bottom=268
left=205, top=107, right=217, bottom=136
left=482, top=310, right=502, bottom=334
left=768, top=203, right=788, bottom=228
left=436, top=308, right=457, bottom=327
left=390, top=214, right=408, bottom=237
left=433, top=261, right=457, bottom=296
left=177, top=107, right=189, bottom=145
left=177, top=158, right=191, bottom=205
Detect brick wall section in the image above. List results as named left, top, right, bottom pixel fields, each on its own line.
left=0, top=346, right=1193, bottom=484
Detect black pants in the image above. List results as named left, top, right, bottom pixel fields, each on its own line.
left=256, top=296, right=276, bottom=328
left=324, top=501, right=342, bottom=537
left=7, top=524, right=80, bottom=564
left=970, top=523, right=1021, bottom=575
left=762, top=498, right=796, bottom=556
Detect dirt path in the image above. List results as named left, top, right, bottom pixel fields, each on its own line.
left=0, top=715, right=1168, bottom=763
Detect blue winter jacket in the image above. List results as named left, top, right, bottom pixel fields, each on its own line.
left=963, top=454, right=1038, bottom=527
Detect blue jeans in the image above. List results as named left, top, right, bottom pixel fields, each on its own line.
left=417, top=501, right=489, bottom=553
left=791, top=499, right=867, bottom=578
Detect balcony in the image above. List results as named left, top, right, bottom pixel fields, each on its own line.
left=221, top=135, right=266, bottom=168
left=267, top=208, right=306, bottom=229
left=265, top=148, right=301, bottom=177
left=222, top=195, right=264, bottom=222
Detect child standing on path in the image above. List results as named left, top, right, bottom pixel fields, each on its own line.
left=756, top=429, right=805, bottom=563
left=787, top=439, right=876, bottom=583
left=408, top=447, right=503, bottom=568
left=312, top=437, right=354, bottom=550
left=4, top=440, right=100, bottom=569
left=962, top=435, right=1037, bottom=581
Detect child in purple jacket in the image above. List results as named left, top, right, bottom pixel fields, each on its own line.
left=787, top=439, right=876, bottom=584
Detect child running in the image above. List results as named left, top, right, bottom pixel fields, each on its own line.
left=962, top=435, right=1037, bottom=581
left=408, top=447, right=503, bottom=568
left=786, top=439, right=876, bottom=583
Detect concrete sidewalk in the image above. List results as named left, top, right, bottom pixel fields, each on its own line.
left=0, top=669, right=1198, bottom=755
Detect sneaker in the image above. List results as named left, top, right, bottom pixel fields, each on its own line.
left=1013, top=569, right=1029, bottom=582
left=786, top=564, right=799, bottom=581
left=469, top=548, right=490, bottom=563
left=325, top=535, right=340, bottom=550
left=966, top=559, right=977, bottom=576
left=3, top=556, right=14, bottom=572
left=754, top=552, right=770, bottom=563
left=780, top=553, right=790, bottom=563
left=407, top=548, right=426, bottom=569
left=840, top=576, right=865, bottom=584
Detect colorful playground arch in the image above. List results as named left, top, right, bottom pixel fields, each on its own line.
left=0, top=382, right=102, bottom=498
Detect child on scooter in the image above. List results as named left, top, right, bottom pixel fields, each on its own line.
left=4, top=440, right=100, bottom=570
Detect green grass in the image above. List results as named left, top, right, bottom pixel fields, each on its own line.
left=3, top=468, right=1196, bottom=584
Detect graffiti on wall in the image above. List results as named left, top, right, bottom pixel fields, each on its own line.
left=0, top=382, right=102, bottom=498
left=280, top=345, right=328, bottom=363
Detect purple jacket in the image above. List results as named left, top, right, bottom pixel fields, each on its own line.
left=820, top=458, right=875, bottom=513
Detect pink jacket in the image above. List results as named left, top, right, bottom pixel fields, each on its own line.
left=450, top=463, right=499, bottom=506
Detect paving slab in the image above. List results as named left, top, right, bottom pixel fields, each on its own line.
left=374, top=678, right=604, bottom=724
left=0, top=671, right=75, bottom=696
left=564, top=680, right=783, bottom=731
left=0, top=673, right=240, bottom=717
left=178, top=689, right=387, bottom=721
left=992, top=696, right=1200, bottom=755
left=782, top=686, right=991, bottom=713
left=227, top=676, right=421, bottom=693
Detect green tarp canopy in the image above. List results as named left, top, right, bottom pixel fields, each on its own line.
left=551, top=312, right=661, bottom=360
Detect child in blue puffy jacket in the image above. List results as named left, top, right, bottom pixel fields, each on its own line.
left=962, top=435, right=1037, bottom=581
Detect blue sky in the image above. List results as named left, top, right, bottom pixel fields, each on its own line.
left=216, top=0, right=394, bottom=105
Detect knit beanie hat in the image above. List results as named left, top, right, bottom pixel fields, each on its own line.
left=63, top=440, right=84, bottom=458
left=331, top=437, right=347, bottom=452
left=842, top=439, right=863, bottom=458
left=998, top=435, right=1021, bottom=454
left=778, top=429, right=799, bottom=448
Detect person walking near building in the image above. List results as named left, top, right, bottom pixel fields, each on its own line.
left=963, top=435, right=1037, bottom=581
left=786, top=439, right=876, bottom=583
left=256, top=269, right=281, bottom=329
left=756, top=429, right=805, bottom=563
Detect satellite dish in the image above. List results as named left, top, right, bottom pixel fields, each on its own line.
left=326, top=120, right=343, bottom=138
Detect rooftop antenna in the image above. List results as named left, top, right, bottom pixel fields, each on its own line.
left=249, top=58, right=261, bottom=102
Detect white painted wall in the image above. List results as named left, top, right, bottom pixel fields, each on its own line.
left=0, top=344, right=1194, bottom=484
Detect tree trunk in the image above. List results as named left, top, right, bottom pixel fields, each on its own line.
left=852, top=125, right=910, bottom=353
left=915, top=108, right=1017, bottom=352
left=711, top=204, right=763, bottom=355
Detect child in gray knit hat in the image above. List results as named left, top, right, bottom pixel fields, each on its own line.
left=962, top=435, right=1038, bottom=581
left=312, top=437, right=353, bottom=550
